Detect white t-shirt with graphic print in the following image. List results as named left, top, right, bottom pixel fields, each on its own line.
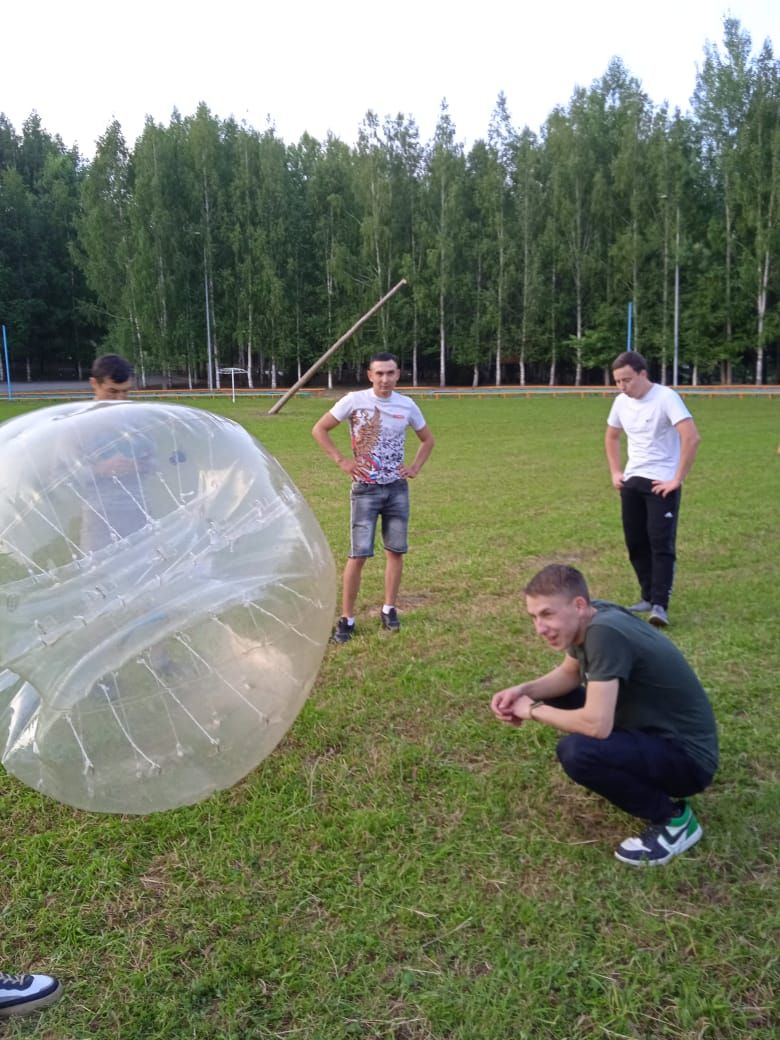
left=329, top=389, right=427, bottom=485
left=607, top=383, right=693, bottom=482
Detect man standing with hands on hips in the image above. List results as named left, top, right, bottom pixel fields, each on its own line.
left=312, top=352, right=434, bottom=643
left=605, top=352, right=701, bottom=627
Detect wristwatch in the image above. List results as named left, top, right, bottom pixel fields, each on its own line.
left=529, top=699, right=545, bottom=720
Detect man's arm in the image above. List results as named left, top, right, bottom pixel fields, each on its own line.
left=399, top=425, right=434, bottom=479
left=604, top=425, right=624, bottom=490
left=510, top=679, right=619, bottom=739
left=311, top=412, right=366, bottom=479
left=491, top=655, right=581, bottom=725
left=91, top=455, right=137, bottom=478
left=652, top=417, right=701, bottom=497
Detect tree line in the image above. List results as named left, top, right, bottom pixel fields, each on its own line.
left=1, top=17, right=778, bottom=387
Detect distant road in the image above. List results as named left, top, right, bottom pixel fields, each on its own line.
left=403, top=385, right=780, bottom=398
left=1, top=381, right=777, bottom=401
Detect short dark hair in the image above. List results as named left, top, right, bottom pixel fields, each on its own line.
left=524, top=564, right=591, bottom=602
left=91, top=353, right=133, bottom=384
left=368, top=352, right=399, bottom=368
left=611, top=351, right=647, bottom=374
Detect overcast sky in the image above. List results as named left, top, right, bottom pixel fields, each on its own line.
left=2, top=1, right=777, bottom=158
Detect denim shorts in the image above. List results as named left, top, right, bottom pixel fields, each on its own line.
left=349, top=479, right=409, bottom=557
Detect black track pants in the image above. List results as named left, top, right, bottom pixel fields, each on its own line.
left=550, top=689, right=713, bottom=823
left=620, top=476, right=681, bottom=610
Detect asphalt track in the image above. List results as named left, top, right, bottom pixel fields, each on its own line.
left=1, top=381, right=778, bottom=402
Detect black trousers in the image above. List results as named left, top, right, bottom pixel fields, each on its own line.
left=550, top=689, right=713, bottom=823
left=620, top=476, right=681, bottom=609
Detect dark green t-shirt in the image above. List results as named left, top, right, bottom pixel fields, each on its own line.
left=567, top=601, right=719, bottom=773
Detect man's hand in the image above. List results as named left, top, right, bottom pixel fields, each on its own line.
left=398, top=462, right=418, bottom=479
left=312, top=413, right=371, bottom=478
left=610, top=471, right=624, bottom=491
left=338, top=457, right=369, bottom=479
left=651, top=477, right=681, bottom=497
left=491, top=685, right=533, bottom=726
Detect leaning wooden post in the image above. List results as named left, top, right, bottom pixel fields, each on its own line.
left=267, top=279, right=407, bottom=415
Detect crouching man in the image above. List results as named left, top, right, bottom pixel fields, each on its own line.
left=491, top=564, right=718, bottom=866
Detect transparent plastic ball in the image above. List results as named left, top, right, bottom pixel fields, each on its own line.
left=0, top=400, right=335, bottom=813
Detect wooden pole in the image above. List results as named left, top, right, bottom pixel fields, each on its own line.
left=267, top=279, right=407, bottom=415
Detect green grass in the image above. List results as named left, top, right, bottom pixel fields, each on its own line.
left=1, top=395, right=778, bottom=1039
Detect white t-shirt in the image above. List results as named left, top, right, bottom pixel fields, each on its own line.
left=330, top=389, right=426, bottom=484
left=607, top=383, right=693, bottom=481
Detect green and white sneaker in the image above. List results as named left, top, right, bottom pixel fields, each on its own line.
left=0, top=972, right=62, bottom=1018
left=615, top=802, right=703, bottom=866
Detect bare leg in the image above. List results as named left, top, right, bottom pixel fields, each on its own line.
left=383, top=550, right=404, bottom=607
left=342, top=556, right=367, bottom=617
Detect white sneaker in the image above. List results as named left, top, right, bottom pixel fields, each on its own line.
left=627, top=599, right=652, bottom=613
left=615, top=803, right=702, bottom=866
left=0, top=972, right=62, bottom=1018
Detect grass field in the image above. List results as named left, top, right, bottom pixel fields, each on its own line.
left=1, top=394, right=778, bottom=1039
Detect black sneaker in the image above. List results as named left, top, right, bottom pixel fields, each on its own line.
left=615, top=802, right=703, bottom=866
left=0, top=972, right=62, bottom=1018
left=330, top=617, right=355, bottom=644
left=381, top=607, right=401, bottom=632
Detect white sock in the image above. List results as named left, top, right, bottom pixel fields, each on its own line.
left=346, top=616, right=355, bottom=625
left=382, top=604, right=395, bottom=614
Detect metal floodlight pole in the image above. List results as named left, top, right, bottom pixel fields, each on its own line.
left=2, top=324, right=11, bottom=399
left=204, top=245, right=214, bottom=391
left=268, top=279, right=407, bottom=416
left=673, top=205, right=680, bottom=386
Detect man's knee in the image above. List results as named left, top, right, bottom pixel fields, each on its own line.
left=556, top=734, right=601, bottom=782
left=648, top=526, right=677, bottom=555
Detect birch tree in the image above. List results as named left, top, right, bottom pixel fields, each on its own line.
left=422, top=101, right=464, bottom=387
left=736, top=37, right=780, bottom=384
left=693, top=18, right=754, bottom=381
